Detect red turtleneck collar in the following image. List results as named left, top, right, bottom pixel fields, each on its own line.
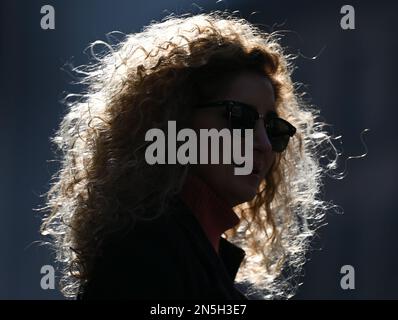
left=179, top=174, right=240, bottom=254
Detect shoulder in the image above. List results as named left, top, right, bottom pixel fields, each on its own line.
left=80, top=211, right=189, bottom=299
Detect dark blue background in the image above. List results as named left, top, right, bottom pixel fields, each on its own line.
left=1, top=0, right=397, bottom=299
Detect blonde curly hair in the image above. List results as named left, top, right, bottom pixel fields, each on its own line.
left=39, top=11, right=336, bottom=299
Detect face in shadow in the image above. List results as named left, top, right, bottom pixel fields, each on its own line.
left=191, top=71, right=277, bottom=207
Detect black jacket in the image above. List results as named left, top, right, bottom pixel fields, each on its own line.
left=78, top=196, right=248, bottom=300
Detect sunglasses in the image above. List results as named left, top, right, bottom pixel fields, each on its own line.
left=195, top=100, right=296, bottom=153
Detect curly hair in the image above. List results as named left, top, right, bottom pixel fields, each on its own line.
left=39, top=12, right=337, bottom=299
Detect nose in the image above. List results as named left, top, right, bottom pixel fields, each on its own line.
left=253, top=119, right=273, bottom=154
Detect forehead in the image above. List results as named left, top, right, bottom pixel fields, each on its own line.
left=215, top=71, right=276, bottom=114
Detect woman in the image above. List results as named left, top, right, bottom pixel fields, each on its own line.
left=40, top=12, right=333, bottom=299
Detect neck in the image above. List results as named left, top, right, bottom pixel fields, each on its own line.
left=179, top=174, right=240, bottom=254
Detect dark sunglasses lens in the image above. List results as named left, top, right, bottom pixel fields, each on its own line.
left=267, top=118, right=292, bottom=135
left=267, top=118, right=294, bottom=152
left=270, top=135, right=290, bottom=152
left=230, top=105, right=256, bottom=130
left=228, top=105, right=295, bottom=152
